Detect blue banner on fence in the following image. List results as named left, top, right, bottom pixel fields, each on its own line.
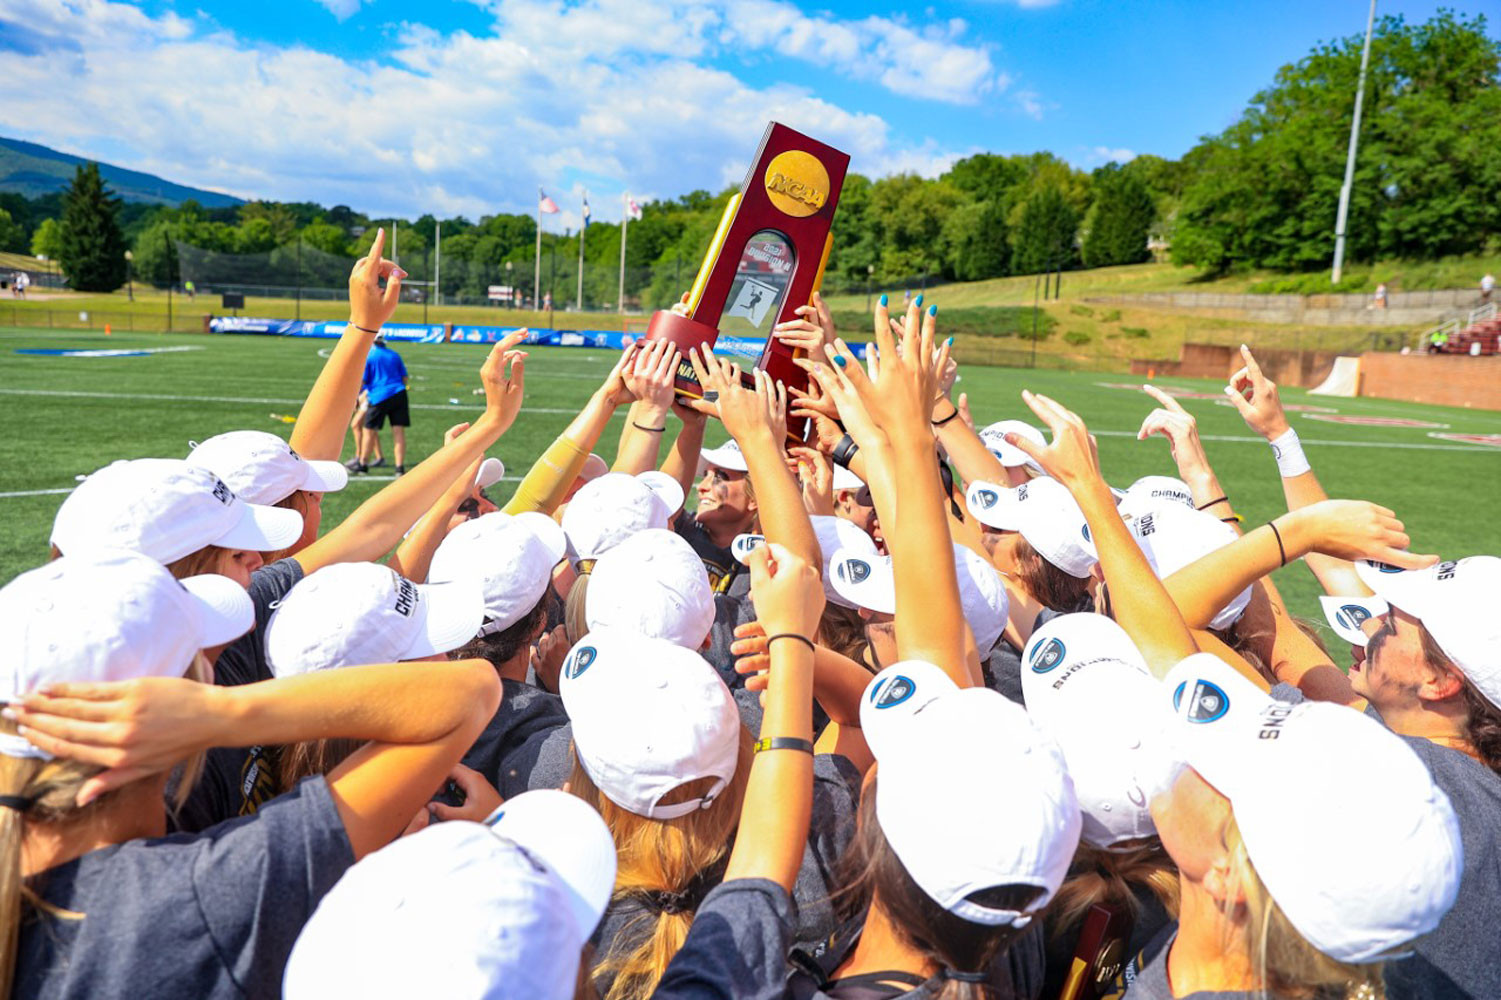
left=201, top=316, right=871, bottom=359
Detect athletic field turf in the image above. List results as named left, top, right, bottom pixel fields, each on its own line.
left=3, top=327, right=1497, bottom=646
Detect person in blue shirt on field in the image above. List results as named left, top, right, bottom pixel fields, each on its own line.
left=350, top=335, right=410, bottom=475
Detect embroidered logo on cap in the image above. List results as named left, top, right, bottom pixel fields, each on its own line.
left=1081, top=523, right=1092, bottom=542
left=392, top=577, right=419, bottom=618
left=1173, top=679, right=1229, bottom=724
left=841, top=559, right=872, bottom=584
left=870, top=674, right=916, bottom=709
left=564, top=645, right=597, bottom=680
left=1336, top=604, right=1372, bottom=630
left=211, top=479, right=234, bottom=505
left=732, top=534, right=766, bottom=560
left=1369, top=561, right=1404, bottom=574
left=975, top=489, right=999, bottom=509
left=1030, top=637, right=1067, bottom=673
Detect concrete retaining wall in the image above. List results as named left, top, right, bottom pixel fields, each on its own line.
left=1087, top=289, right=1482, bottom=328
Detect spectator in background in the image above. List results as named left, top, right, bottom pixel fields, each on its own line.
left=184, top=279, right=197, bottom=300
left=1482, top=272, right=1495, bottom=303
left=349, top=335, right=410, bottom=476
left=1373, top=282, right=1389, bottom=309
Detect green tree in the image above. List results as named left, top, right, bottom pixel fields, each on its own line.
left=0, top=208, right=25, bottom=254
left=58, top=163, right=127, bottom=292
left=30, top=217, right=64, bottom=260
left=299, top=221, right=350, bottom=256
left=1082, top=165, right=1156, bottom=267
left=943, top=200, right=1010, bottom=281
left=130, top=221, right=179, bottom=286
left=1011, top=185, right=1079, bottom=275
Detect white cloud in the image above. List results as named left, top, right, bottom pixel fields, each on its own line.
left=0, top=0, right=1017, bottom=219
left=1090, top=146, right=1137, bottom=164
left=313, top=0, right=366, bottom=20
left=1014, top=88, right=1045, bottom=120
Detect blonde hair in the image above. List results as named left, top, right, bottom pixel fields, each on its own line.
left=565, top=570, right=593, bottom=646
left=567, top=726, right=753, bottom=1000
left=1046, top=840, right=1180, bottom=942
left=0, top=653, right=210, bottom=1000
left=1221, top=817, right=1385, bottom=1000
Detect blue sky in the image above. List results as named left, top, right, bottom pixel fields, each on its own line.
left=1, top=0, right=1495, bottom=226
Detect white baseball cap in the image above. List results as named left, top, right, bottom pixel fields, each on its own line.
left=1021, top=614, right=1171, bottom=848
left=474, top=457, right=506, bottom=490
left=809, top=515, right=881, bottom=609
left=1118, top=475, right=1194, bottom=519
left=698, top=438, right=748, bottom=472
left=858, top=661, right=958, bottom=760
left=562, top=472, right=676, bottom=562
left=266, top=563, right=485, bottom=675
left=826, top=544, right=1007, bottom=653
left=0, top=549, right=254, bottom=759
left=1319, top=594, right=1388, bottom=648
left=283, top=795, right=617, bottom=1000
left=1356, top=556, right=1501, bottom=708
left=979, top=420, right=1046, bottom=471
left=586, top=529, right=714, bottom=648
left=637, top=470, right=686, bottom=516
left=186, top=430, right=348, bottom=505
left=51, top=458, right=304, bottom=564
left=1118, top=504, right=1250, bottom=630
left=429, top=512, right=567, bottom=637
left=578, top=453, right=609, bottom=482
left=966, top=477, right=1095, bottom=579
left=870, top=682, right=1082, bottom=927
left=832, top=466, right=864, bottom=491
left=559, top=630, right=741, bottom=820
left=1162, top=653, right=1462, bottom=962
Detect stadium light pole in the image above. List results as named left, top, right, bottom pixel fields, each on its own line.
left=1332, top=0, right=1378, bottom=286
left=434, top=220, right=441, bottom=308
left=865, top=263, right=874, bottom=312
left=124, top=250, right=133, bottom=302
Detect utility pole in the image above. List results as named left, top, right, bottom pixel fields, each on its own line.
left=1332, top=0, right=1378, bottom=285
left=295, top=237, right=302, bottom=321
left=434, top=220, right=441, bottom=307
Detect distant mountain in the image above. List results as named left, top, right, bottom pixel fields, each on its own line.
left=0, top=136, right=245, bottom=208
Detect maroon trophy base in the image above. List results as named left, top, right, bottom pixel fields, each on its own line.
left=644, top=309, right=723, bottom=396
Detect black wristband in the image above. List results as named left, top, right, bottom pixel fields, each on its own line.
left=932, top=403, right=960, bottom=427
left=1267, top=520, right=1287, bottom=567
left=831, top=434, right=860, bottom=469
left=632, top=422, right=666, bottom=433
left=1196, top=495, right=1230, bottom=511
left=351, top=323, right=379, bottom=335
left=753, top=736, right=814, bottom=755
left=766, top=633, right=816, bottom=653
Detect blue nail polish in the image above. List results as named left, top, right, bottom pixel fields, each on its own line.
left=833, top=355, right=847, bottom=368
left=929, top=305, right=938, bottom=317
left=914, top=294, right=924, bottom=308
left=879, top=294, right=888, bottom=307
left=945, top=336, right=953, bottom=346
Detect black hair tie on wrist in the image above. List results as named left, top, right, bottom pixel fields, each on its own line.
left=351, top=323, right=379, bottom=335
left=765, top=633, right=816, bottom=653
left=1267, top=520, right=1287, bottom=567
left=932, top=404, right=960, bottom=427
left=1195, top=495, right=1230, bottom=511
left=942, top=969, right=989, bottom=984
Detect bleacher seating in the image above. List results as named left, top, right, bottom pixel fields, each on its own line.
left=1441, top=317, right=1501, bottom=355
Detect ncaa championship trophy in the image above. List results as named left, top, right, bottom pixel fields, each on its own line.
left=643, top=122, right=850, bottom=407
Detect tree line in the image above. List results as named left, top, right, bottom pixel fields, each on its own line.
left=9, top=10, right=1493, bottom=298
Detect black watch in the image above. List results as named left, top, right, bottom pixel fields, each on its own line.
left=831, top=433, right=860, bottom=469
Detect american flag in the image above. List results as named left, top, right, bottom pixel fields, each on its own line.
left=625, top=193, right=643, bottom=221
left=538, top=188, right=560, bottom=214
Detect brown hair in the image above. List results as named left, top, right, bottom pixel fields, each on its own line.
left=817, top=603, right=872, bottom=668
left=452, top=595, right=550, bottom=675
left=1046, top=841, right=1179, bottom=950
left=278, top=737, right=364, bottom=791
left=836, top=781, right=1044, bottom=999
left=1013, top=537, right=1090, bottom=613
left=567, top=727, right=753, bottom=1000
left=164, top=545, right=238, bottom=581
left=1421, top=626, right=1501, bottom=776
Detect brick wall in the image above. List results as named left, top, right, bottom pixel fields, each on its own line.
left=1356, top=354, right=1501, bottom=411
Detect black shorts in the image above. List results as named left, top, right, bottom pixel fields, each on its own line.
left=363, top=390, right=410, bottom=429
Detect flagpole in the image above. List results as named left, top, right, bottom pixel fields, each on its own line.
left=534, top=189, right=543, bottom=315
left=434, top=220, right=441, bottom=307
left=618, top=195, right=629, bottom=315
left=577, top=190, right=586, bottom=312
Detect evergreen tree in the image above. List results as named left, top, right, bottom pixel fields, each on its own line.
left=0, top=208, right=24, bottom=254
left=1011, top=185, right=1079, bottom=275
left=58, top=163, right=127, bottom=291
left=1082, top=165, right=1156, bottom=267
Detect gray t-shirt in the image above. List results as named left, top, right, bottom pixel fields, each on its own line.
left=653, top=878, right=797, bottom=1000
left=1377, top=716, right=1501, bottom=1000
left=984, top=639, right=1026, bottom=706
left=1119, top=924, right=1267, bottom=1000
left=17, top=776, right=352, bottom=1000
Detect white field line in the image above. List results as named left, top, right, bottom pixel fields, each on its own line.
left=0, top=474, right=524, bottom=500
left=0, top=387, right=579, bottom=414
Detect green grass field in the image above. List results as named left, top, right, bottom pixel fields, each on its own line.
left=2, top=325, right=1497, bottom=643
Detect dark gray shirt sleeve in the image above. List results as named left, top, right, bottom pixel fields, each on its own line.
left=653, top=878, right=795, bottom=1000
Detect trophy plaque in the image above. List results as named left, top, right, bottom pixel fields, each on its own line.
left=643, top=122, right=850, bottom=399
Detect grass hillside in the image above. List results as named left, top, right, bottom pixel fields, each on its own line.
left=0, top=135, right=244, bottom=207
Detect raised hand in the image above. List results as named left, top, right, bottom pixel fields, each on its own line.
left=1224, top=344, right=1291, bottom=440
left=623, top=339, right=680, bottom=417
left=772, top=292, right=836, bottom=355
left=1284, top=500, right=1438, bottom=569
left=956, top=391, right=976, bottom=431
left=480, top=330, right=529, bottom=432
left=348, top=228, right=407, bottom=333
left=1004, top=390, right=1103, bottom=491
left=789, top=445, right=835, bottom=514
left=731, top=620, right=772, bottom=693
left=428, top=763, right=504, bottom=823
left=746, top=542, right=824, bottom=640
left=530, top=624, right=570, bottom=694
left=1137, top=385, right=1216, bottom=487
left=787, top=382, right=844, bottom=455
left=597, top=344, right=641, bottom=408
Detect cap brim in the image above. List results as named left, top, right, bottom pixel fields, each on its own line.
left=829, top=550, right=895, bottom=614
left=1355, top=560, right=1439, bottom=619
left=484, top=790, right=617, bottom=939
left=579, top=454, right=609, bottom=481
left=181, top=573, right=256, bottom=647
left=218, top=501, right=304, bottom=553
left=474, top=457, right=506, bottom=490
left=832, top=466, right=864, bottom=491
left=301, top=459, right=349, bottom=494
left=731, top=533, right=766, bottom=565
left=1162, top=652, right=1274, bottom=799
left=964, top=481, right=1024, bottom=531
left=699, top=445, right=749, bottom=472
left=637, top=471, right=685, bottom=518
left=1319, top=595, right=1388, bottom=647
left=405, top=580, right=486, bottom=659
left=860, top=661, right=959, bottom=761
